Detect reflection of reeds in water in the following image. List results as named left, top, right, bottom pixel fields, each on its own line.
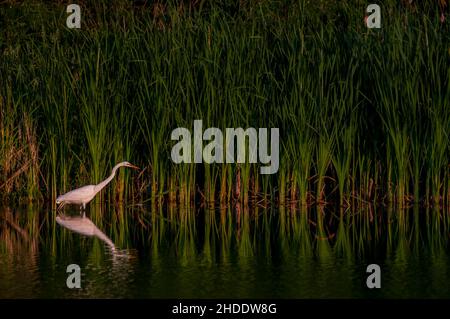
left=3, top=204, right=450, bottom=262
left=122, top=204, right=450, bottom=271
left=0, top=207, right=39, bottom=255
left=2, top=203, right=450, bottom=297
left=334, top=208, right=352, bottom=261
left=0, top=207, right=40, bottom=297
left=179, top=209, right=197, bottom=265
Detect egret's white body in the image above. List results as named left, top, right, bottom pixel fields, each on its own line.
left=56, top=161, right=139, bottom=210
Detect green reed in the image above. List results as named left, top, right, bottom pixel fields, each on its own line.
left=0, top=1, right=449, bottom=207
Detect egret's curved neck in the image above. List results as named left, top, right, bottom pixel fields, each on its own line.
left=94, top=163, right=125, bottom=194
left=94, top=228, right=115, bottom=250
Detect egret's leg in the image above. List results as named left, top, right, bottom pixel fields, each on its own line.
left=57, top=202, right=66, bottom=211
left=57, top=210, right=67, bottom=218
left=79, top=203, right=85, bottom=215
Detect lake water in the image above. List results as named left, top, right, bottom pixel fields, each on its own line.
left=1, top=204, right=449, bottom=298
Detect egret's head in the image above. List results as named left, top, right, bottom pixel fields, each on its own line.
left=123, top=161, right=140, bottom=170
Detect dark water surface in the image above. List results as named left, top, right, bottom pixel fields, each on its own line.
left=1, top=205, right=449, bottom=298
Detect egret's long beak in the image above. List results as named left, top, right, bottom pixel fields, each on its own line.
left=128, top=164, right=140, bottom=170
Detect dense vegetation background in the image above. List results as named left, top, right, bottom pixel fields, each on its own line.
left=0, top=0, right=450, bottom=208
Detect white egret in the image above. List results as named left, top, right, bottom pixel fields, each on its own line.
left=56, top=161, right=139, bottom=210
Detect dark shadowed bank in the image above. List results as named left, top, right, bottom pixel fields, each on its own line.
left=1, top=0, right=450, bottom=208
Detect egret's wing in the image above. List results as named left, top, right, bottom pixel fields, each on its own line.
left=59, top=185, right=95, bottom=202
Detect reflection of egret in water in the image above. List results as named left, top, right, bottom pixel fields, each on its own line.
left=56, top=213, right=116, bottom=253
left=55, top=212, right=135, bottom=261
left=55, top=212, right=137, bottom=297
